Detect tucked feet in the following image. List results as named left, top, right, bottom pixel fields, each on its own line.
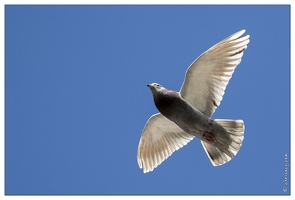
left=202, top=131, right=215, bottom=142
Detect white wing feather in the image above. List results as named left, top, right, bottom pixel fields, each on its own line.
left=137, top=113, right=194, bottom=173
left=180, top=30, right=250, bottom=117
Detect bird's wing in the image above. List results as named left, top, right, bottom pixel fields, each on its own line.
left=180, top=30, right=250, bottom=117
left=137, top=113, right=194, bottom=173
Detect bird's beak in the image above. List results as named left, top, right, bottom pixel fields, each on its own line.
left=147, top=84, right=151, bottom=88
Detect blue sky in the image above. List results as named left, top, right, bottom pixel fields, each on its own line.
left=4, top=5, right=290, bottom=195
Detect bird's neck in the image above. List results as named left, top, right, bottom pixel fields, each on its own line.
left=153, top=90, right=180, bottom=116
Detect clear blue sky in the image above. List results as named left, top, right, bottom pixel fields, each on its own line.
left=5, top=5, right=290, bottom=195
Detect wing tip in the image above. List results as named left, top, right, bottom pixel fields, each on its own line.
left=238, top=29, right=246, bottom=34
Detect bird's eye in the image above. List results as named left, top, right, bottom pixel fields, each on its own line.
left=156, top=84, right=160, bottom=87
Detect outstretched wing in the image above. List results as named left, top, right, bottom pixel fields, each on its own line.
left=180, top=30, right=250, bottom=117
left=137, top=113, right=194, bottom=173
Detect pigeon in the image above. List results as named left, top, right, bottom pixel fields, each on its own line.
left=137, top=30, right=250, bottom=173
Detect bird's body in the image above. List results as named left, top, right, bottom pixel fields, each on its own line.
left=137, top=30, right=250, bottom=173
left=150, top=85, right=211, bottom=138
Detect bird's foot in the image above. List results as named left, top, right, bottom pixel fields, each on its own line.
left=202, top=131, right=215, bottom=142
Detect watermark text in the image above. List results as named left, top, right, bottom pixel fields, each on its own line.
left=283, top=153, right=289, bottom=193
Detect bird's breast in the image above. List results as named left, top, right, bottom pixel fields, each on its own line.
left=154, top=93, right=180, bottom=117
left=154, top=93, right=211, bottom=134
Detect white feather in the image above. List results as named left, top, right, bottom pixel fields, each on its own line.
left=180, top=30, right=250, bottom=117
left=137, top=114, right=194, bottom=173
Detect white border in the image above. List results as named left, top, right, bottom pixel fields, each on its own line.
left=1, top=1, right=293, bottom=199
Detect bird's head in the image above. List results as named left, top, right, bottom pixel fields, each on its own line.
left=147, top=83, right=166, bottom=96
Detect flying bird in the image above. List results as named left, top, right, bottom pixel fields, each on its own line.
left=137, top=30, right=250, bottom=173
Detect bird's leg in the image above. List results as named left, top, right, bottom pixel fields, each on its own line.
left=202, top=131, right=215, bottom=142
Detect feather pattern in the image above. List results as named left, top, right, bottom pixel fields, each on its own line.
left=180, top=30, right=250, bottom=117
left=137, top=114, right=194, bottom=173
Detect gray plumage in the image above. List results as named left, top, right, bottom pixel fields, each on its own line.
left=137, top=30, right=250, bottom=173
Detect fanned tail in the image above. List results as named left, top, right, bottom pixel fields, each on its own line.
left=201, top=119, right=244, bottom=166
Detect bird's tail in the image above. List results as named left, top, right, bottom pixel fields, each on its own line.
left=201, top=119, right=244, bottom=166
